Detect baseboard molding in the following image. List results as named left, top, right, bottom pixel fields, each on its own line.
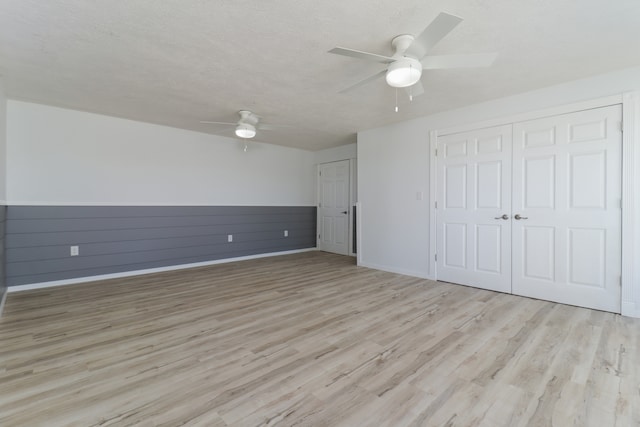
left=357, top=261, right=432, bottom=280
left=622, top=301, right=640, bottom=318
left=8, top=248, right=318, bottom=293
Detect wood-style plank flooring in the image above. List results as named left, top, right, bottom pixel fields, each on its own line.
left=1, top=252, right=639, bottom=426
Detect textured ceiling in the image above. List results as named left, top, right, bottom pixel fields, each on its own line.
left=1, top=0, right=640, bottom=151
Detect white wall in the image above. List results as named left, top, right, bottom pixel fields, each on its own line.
left=358, top=66, right=640, bottom=313
left=358, top=121, right=429, bottom=277
left=6, top=101, right=316, bottom=206
left=314, top=143, right=356, bottom=165
left=0, top=77, right=6, bottom=317
left=0, top=78, right=7, bottom=202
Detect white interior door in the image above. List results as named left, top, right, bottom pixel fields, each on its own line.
left=318, top=160, right=350, bottom=255
left=436, top=125, right=513, bottom=293
left=511, top=105, right=622, bottom=312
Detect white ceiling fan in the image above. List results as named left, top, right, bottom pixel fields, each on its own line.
left=200, top=110, right=288, bottom=139
left=329, top=12, right=498, bottom=99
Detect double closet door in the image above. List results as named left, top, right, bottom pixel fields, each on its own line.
left=436, top=105, right=622, bottom=313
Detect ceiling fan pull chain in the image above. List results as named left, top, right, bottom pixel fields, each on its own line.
left=395, top=89, right=399, bottom=112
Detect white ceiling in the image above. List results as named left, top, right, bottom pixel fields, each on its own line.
left=1, top=0, right=640, bottom=151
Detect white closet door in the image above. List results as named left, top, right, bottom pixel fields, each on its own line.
left=511, top=105, right=622, bottom=312
left=436, top=125, right=513, bottom=293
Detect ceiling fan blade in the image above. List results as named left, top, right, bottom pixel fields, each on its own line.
left=421, top=53, right=498, bottom=69
left=404, top=80, right=425, bottom=98
left=338, top=69, right=387, bottom=94
left=406, top=12, right=463, bottom=59
left=329, top=47, right=395, bottom=64
left=258, top=123, right=293, bottom=131
left=200, top=120, right=236, bottom=126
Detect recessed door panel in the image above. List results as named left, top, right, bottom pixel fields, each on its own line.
left=523, top=156, right=555, bottom=209
left=476, top=161, right=502, bottom=209
left=476, top=224, right=501, bottom=273
left=445, top=165, right=467, bottom=209
left=322, top=182, right=336, bottom=209
left=523, top=127, right=555, bottom=148
left=321, top=216, right=333, bottom=243
left=444, top=223, right=467, bottom=268
left=477, top=136, right=502, bottom=154
left=569, top=119, right=606, bottom=143
left=334, top=216, right=347, bottom=245
left=445, top=140, right=468, bottom=158
left=570, top=151, right=606, bottom=209
left=568, top=228, right=605, bottom=287
left=523, top=226, right=555, bottom=281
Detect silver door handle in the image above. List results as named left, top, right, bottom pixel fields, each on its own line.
left=514, top=214, right=528, bottom=220
left=494, top=214, right=509, bottom=220
left=341, top=211, right=348, bottom=214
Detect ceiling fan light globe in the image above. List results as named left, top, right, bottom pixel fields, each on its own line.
left=235, top=123, right=256, bottom=139
left=385, top=57, right=422, bottom=88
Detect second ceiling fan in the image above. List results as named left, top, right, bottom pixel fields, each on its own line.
left=329, top=12, right=498, bottom=98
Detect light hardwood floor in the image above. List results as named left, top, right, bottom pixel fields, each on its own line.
left=1, top=252, right=639, bottom=426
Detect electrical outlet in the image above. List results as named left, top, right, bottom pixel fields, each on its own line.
left=70, top=245, right=79, bottom=256
left=284, top=230, right=288, bottom=237
left=227, top=234, right=233, bottom=243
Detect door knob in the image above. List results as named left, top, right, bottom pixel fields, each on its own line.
left=514, top=214, right=528, bottom=220
left=494, top=214, right=509, bottom=220
left=341, top=211, right=348, bottom=214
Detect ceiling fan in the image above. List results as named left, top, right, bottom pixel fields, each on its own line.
left=328, top=12, right=498, bottom=98
left=200, top=110, right=287, bottom=139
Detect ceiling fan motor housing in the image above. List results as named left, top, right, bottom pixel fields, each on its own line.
left=235, top=123, right=256, bottom=139
left=386, top=57, right=422, bottom=88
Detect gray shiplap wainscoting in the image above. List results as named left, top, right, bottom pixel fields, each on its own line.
left=6, top=205, right=316, bottom=286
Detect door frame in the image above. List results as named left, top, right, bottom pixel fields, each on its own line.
left=316, top=160, right=356, bottom=256
left=429, top=92, right=640, bottom=317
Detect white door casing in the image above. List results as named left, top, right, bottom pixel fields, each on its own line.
left=511, top=105, right=622, bottom=312
left=318, top=160, right=350, bottom=255
left=436, top=125, right=513, bottom=293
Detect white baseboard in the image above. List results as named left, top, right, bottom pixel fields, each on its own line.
left=357, top=261, right=432, bottom=280
left=8, top=248, right=318, bottom=293
left=622, top=301, right=640, bottom=318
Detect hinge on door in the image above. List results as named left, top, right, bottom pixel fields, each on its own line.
left=319, top=170, right=322, bottom=176
left=318, top=202, right=322, bottom=207
left=435, top=254, right=437, bottom=262
left=620, top=121, right=624, bottom=133
left=435, top=201, right=438, bottom=209
left=619, top=276, right=622, bottom=287
left=435, top=149, right=438, bottom=156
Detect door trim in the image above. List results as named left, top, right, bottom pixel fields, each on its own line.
left=430, top=92, right=640, bottom=316
left=621, top=92, right=639, bottom=317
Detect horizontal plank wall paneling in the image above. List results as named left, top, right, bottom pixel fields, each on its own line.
left=6, top=206, right=316, bottom=286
